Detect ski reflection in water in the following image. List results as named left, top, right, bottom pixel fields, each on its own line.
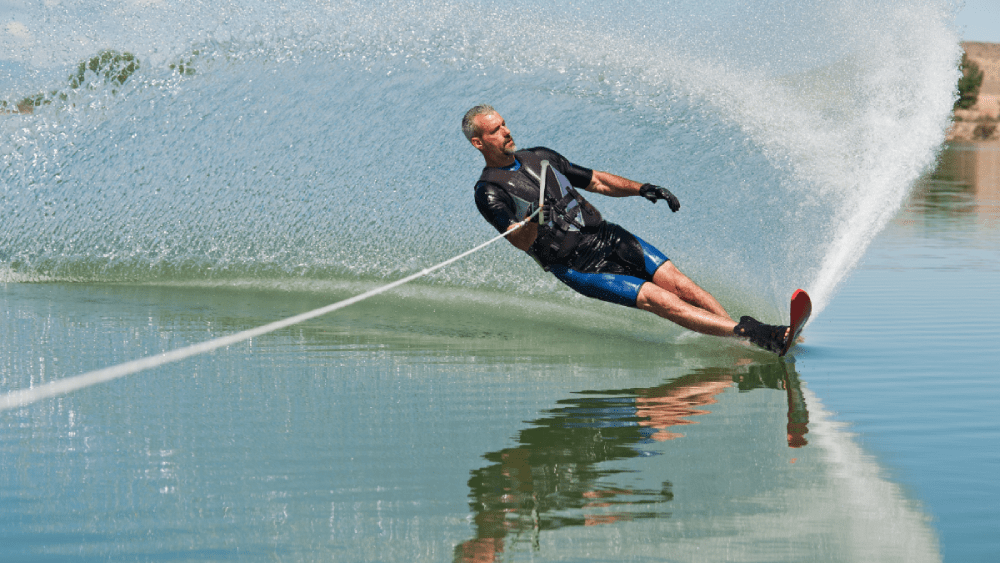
left=455, top=362, right=809, bottom=562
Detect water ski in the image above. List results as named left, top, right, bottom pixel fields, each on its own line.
left=779, top=289, right=812, bottom=357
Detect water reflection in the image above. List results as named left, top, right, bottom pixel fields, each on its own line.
left=455, top=362, right=809, bottom=562
left=908, top=142, right=1000, bottom=225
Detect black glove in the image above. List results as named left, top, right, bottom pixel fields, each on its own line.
left=639, top=184, right=680, bottom=212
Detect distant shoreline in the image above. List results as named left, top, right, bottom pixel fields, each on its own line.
left=948, top=41, right=1000, bottom=143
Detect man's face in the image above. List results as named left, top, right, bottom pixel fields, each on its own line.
left=471, top=112, right=516, bottom=160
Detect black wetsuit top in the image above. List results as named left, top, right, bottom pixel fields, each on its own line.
left=475, top=148, right=593, bottom=223
left=475, top=147, right=597, bottom=266
left=474, top=147, right=668, bottom=307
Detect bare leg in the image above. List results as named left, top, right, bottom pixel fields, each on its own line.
left=636, top=261, right=737, bottom=337
left=636, top=261, right=792, bottom=344
left=636, top=282, right=738, bottom=336
left=651, top=262, right=732, bottom=321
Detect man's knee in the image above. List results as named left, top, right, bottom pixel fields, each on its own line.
left=636, top=281, right=686, bottom=315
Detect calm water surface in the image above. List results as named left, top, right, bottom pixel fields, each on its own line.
left=0, top=0, right=984, bottom=557
left=2, top=145, right=996, bottom=562
left=804, top=142, right=1000, bottom=563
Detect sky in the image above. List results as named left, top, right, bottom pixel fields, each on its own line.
left=0, top=0, right=997, bottom=41
left=0, top=0, right=996, bottom=66
left=955, top=0, right=1000, bottom=43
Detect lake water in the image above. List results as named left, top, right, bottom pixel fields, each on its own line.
left=3, top=154, right=998, bottom=563
left=2, top=0, right=994, bottom=561
left=805, top=142, right=1000, bottom=563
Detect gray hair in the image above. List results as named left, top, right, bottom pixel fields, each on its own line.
left=461, top=104, right=496, bottom=141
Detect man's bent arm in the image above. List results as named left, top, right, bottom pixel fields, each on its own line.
left=505, top=220, right=538, bottom=253
left=586, top=170, right=643, bottom=198
left=476, top=182, right=539, bottom=252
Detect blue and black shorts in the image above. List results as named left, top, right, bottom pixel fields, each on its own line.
left=547, top=223, right=668, bottom=308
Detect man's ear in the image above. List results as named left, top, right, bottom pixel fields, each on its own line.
left=470, top=137, right=484, bottom=151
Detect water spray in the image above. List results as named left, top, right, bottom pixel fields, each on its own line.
left=0, top=209, right=541, bottom=412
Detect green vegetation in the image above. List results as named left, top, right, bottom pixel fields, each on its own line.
left=68, top=49, right=140, bottom=90
left=955, top=52, right=983, bottom=111
left=2, top=49, right=141, bottom=113
left=2, top=48, right=204, bottom=113
left=168, top=50, right=199, bottom=76
left=2, top=49, right=155, bottom=113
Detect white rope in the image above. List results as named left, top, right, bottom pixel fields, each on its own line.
left=0, top=214, right=538, bottom=412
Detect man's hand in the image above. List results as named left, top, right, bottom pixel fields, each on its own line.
left=532, top=203, right=547, bottom=224
left=505, top=218, right=538, bottom=252
left=639, top=184, right=680, bottom=212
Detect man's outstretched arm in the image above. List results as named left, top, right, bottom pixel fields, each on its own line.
left=586, top=170, right=643, bottom=197
left=587, top=171, right=680, bottom=211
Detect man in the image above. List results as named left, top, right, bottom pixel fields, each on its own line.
left=463, top=104, right=789, bottom=352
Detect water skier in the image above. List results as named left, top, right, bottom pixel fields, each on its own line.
left=463, top=104, right=790, bottom=352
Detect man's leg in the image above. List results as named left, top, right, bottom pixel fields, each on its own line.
left=551, top=261, right=786, bottom=343
left=648, top=261, right=732, bottom=320
left=635, top=278, right=737, bottom=337
left=637, top=261, right=791, bottom=345
left=548, top=263, right=734, bottom=335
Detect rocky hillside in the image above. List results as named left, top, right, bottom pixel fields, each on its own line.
left=949, top=42, right=1000, bottom=142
